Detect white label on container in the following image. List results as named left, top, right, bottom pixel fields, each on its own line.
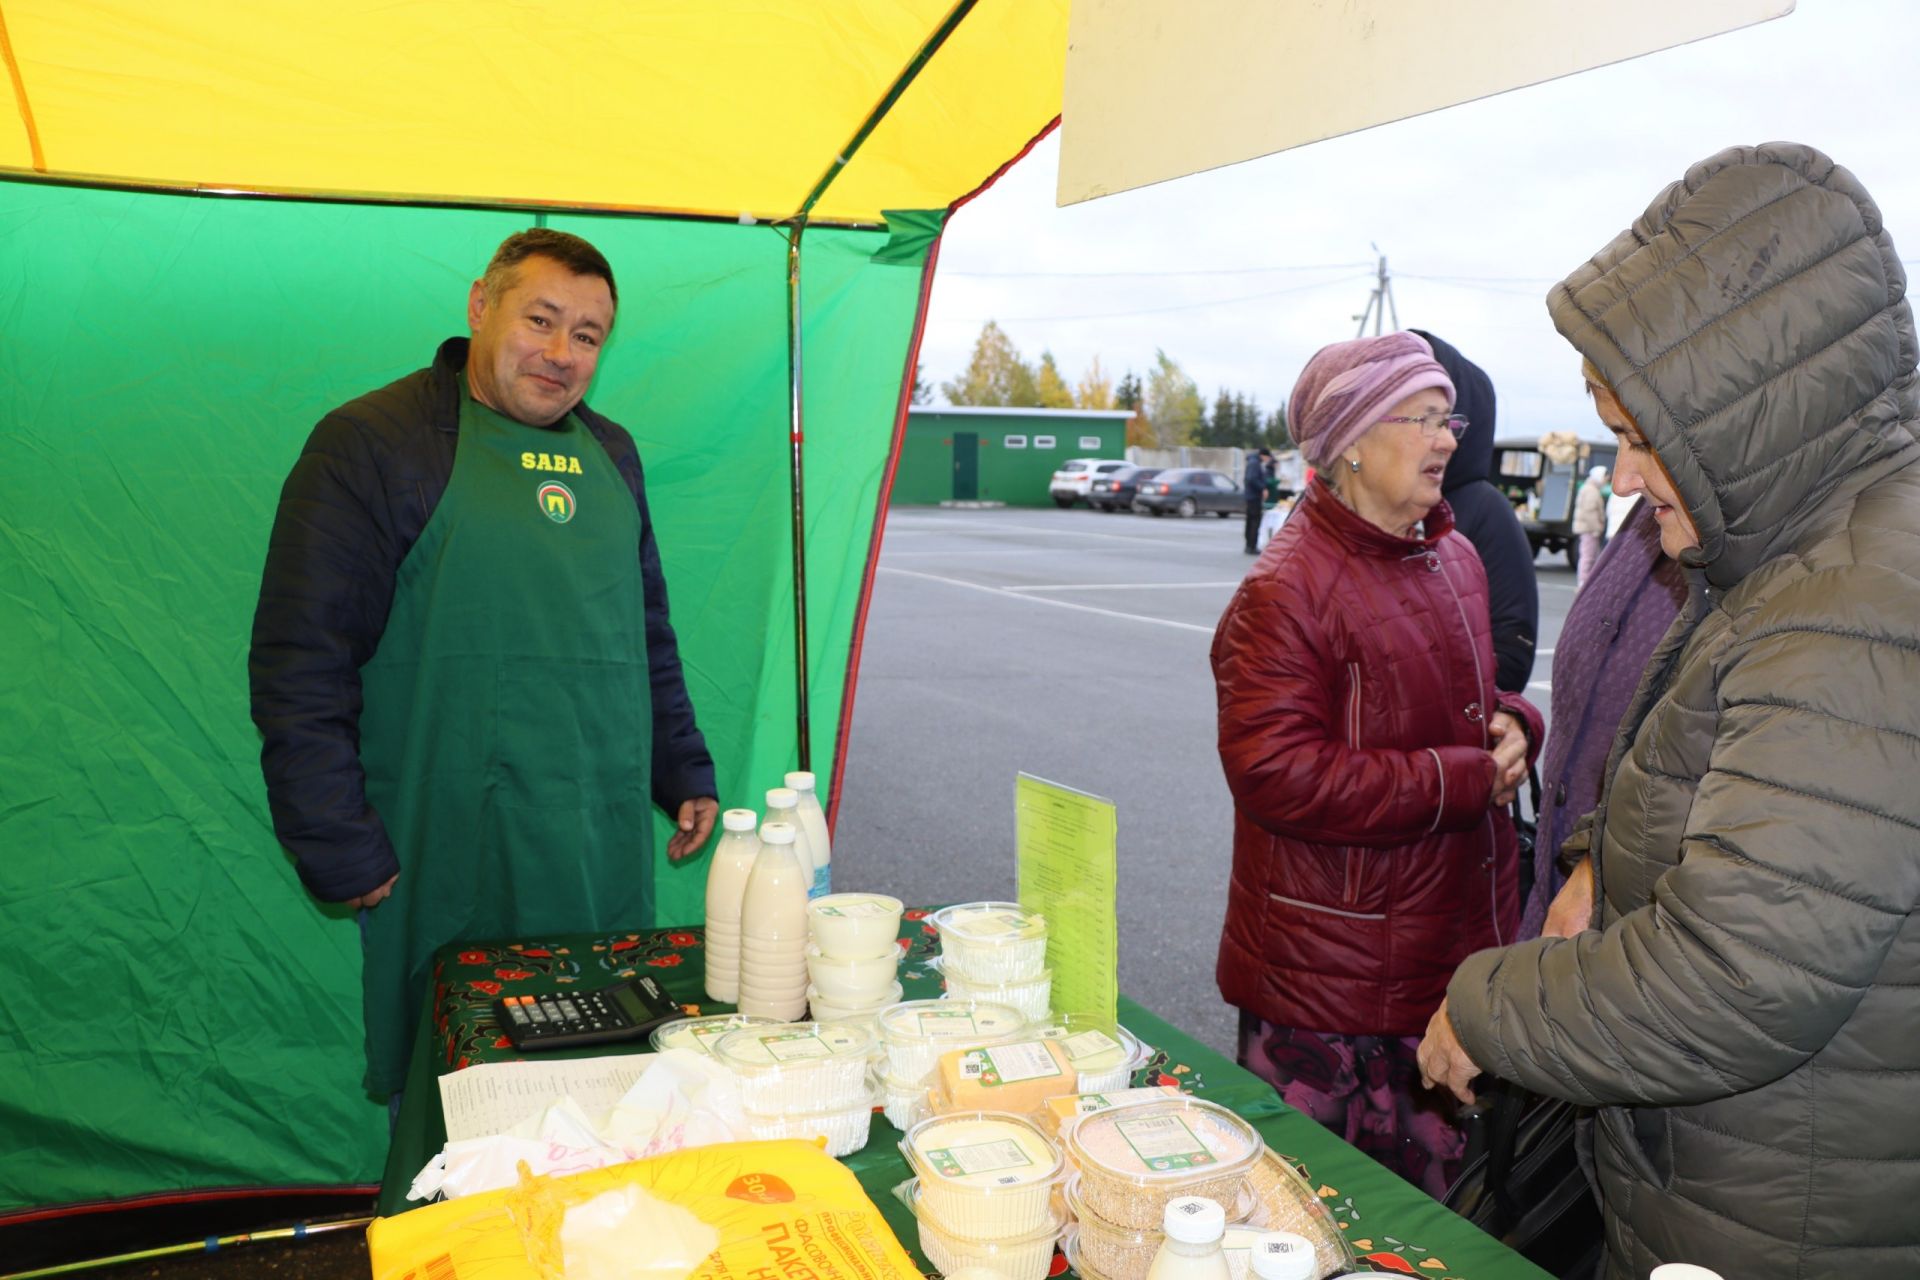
left=924, top=1139, right=1033, bottom=1180
left=1114, top=1114, right=1216, bottom=1171
left=690, top=1025, right=734, bottom=1049
left=817, top=900, right=887, bottom=918
left=1075, top=1094, right=1113, bottom=1113
left=1059, top=1030, right=1123, bottom=1061
left=762, top=1032, right=833, bottom=1061
left=916, top=1010, right=978, bottom=1035
left=966, top=910, right=1030, bottom=937
left=976, top=1041, right=1065, bottom=1086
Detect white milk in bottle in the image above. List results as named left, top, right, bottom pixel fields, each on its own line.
left=702, top=808, right=760, bottom=1003
left=737, top=821, right=809, bottom=1020
left=1147, top=1197, right=1231, bottom=1280
left=764, top=788, right=816, bottom=894
left=784, top=770, right=832, bottom=898
left=1248, top=1232, right=1317, bottom=1280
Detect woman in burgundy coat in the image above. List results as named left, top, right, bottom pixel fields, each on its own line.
left=1212, top=332, right=1542, bottom=1195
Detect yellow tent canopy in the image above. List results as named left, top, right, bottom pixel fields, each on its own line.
left=0, top=0, right=1067, bottom=224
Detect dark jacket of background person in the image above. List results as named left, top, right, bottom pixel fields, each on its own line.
left=1243, top=451, right=1268, bottom=499
left=1411, top=329, right=1539, bottom=691
left=1518, top=497, right=1685, bottom=937
left=1446, top=144, right=1920, bottom=1278
left=1212, top=478, right=1542, bottom=1035
left=250, top=338, right=716, bottom=902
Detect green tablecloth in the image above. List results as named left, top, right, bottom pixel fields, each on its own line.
left=377, top=914, right=1548, bottom=1280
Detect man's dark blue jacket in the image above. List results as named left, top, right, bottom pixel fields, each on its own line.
left=248, top=338, right=715, bottom=902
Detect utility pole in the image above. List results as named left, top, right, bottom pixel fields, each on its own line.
left=1351, top=245, right=1399, bottom=338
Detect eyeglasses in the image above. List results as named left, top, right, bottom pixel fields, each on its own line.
left=1379, top=412, right=1468, bottom=439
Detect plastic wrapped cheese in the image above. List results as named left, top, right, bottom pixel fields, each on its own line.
left=933, top=1037, right=1076, bottom=1116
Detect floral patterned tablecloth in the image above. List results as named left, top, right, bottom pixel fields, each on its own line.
left=378, top=914, right=1548, bottom=1280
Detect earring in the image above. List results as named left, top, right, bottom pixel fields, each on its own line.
left=1347, top=457, right=1361, bottom=473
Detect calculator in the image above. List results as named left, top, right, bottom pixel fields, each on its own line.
left=494, top=976, right=683, bottom=1051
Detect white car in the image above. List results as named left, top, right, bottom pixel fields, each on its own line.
left=1048, top=458, right=1129, bottom=508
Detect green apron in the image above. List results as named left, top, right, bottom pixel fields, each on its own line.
left=356, top=381, right=653, bottom=1097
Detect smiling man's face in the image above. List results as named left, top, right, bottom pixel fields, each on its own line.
left=465, top=254, right=614, bottom=427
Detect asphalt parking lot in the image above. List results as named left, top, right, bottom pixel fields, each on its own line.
left=834, top=502, right=1576, bottom=1059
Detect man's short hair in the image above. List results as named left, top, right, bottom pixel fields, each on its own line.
left=481, top=228, right=618, bottom=310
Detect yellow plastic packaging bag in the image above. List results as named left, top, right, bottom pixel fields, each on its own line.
left=368, top=1139, right=922, bottom=1280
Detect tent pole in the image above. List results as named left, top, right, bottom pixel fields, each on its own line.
left=785, top=223, right=812, bottom=771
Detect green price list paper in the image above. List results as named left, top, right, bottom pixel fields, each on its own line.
left=1015, top=773, right=1118, bottom=1024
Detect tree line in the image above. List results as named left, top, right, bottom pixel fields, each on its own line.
left=919, top=321, right=1292, bottom=452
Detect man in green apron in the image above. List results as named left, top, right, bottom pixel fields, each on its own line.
left=250, top=229, right=718, bottom=1100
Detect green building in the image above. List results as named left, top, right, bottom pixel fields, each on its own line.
left=892, top=406, right=1134, bottom=506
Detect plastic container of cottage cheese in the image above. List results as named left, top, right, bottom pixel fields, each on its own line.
left=808, top=981, right=904, bottom=1026
left=1034, top=1015, right=1147, bottom=1093
left=711, top=1020, right=874, bottom=1114
left=647, top=1012, right=779, bottom=1057
left=932, top=902, right=1049, bottom=984
left=901, top=1110, right=1066, bottom=1239
left=1065, top=1097, right=1262, bottom=1231
left=903, top=1177, right=1066, bottom=1280
left=942, top=963, right=1053, bottom=1023
left=880, top=1071, right=934, bottom=1131
left=806, top=943, right=901, bottom=1002
left=806, top=892, right=904, bottom=958
left=742, top=1100, right=875, bottom=1157
left=877, top=998, right=1028, bottom=1085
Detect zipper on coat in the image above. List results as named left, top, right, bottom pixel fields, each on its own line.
left=1345, top=661, right=1362, bottom=748
left=1270, top=892, right=1386, bottom=922
left=1435, top=550, right=1504, bottom=944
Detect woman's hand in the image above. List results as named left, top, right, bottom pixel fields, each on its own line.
left=1544, top=857, right=1596, bottom=938
left=1417, top=998, right=1484, bottom=1105
left=1488, top=710, right=1529, bottom=807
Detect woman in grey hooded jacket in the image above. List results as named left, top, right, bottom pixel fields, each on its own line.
left=1418, top=143, right=1920, bottom=1278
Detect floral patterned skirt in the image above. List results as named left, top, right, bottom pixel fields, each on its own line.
left=1236, top=1010, right=1465, bottom=1199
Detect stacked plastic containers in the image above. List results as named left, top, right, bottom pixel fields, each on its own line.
left=1035, top=1014, right=1150, bottom=1093
left=647, top=1012, right=776, bottom=1057
left=932, top=901, right=1052, bottom=1020
left=711, top=1020, right=877, bottom=1156
left=900, top=1110, right=1068, bottom=1280
left=804, top=892, right=904, bottom=1025
left=736, top=822, right=809, bottom=1020
left=876, top=998, right=1028, bottom=1132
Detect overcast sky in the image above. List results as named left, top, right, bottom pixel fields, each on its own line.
left=917, top=0, right=1920, bottom=441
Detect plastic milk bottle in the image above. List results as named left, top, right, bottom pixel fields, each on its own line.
left=784, top=770, right=832, bottom=898
left=702, top=809, right=760, bottom=1003
left=736, top=821, right=809, bottom=1021
left=1147, top=1197, right=1231, bottom=1280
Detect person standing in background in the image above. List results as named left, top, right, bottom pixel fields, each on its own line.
left=1571, top=464, right=1609, bottom=586
left=1411, top=330, right=1539, bottom=692
left=1243, top=446, right=1272, bottom=554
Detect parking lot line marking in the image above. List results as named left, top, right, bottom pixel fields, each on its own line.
left=993, top=522, right=1227, bottom=544
left=1002, top=582, right=1243, bottom=592
left=1528, top=680, right=1553, bottom=692
left=878, top=567, right=1217, bottom=634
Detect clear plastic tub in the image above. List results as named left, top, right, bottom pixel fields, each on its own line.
left=1238, top=1150, right=1355, bottom=1278
left=711, top=1020, right=876, bottom=1114
left=942, top=964, right=1052, bottom=1023
left=901, top=1110, right=1065, bottom=1239
left=806, top=892, right=904, bottom=958
left=932, top=901, right=1049, bottom=984
left=1065, top=1097, right=1263, bottom=1230
left=647, top=1012, right=778, bottom=1057
left=876, top=997, right=1027, bottom=1085
left=808, top=981, right=903, bottom=1025
left=1065, top=1175, right=1257, bottom=1280
left=1034, top=1015, right=1148, bottom=1093
left=742, top=1100, right=874, bottom=1158
left=806, top=944, right=901, bottom=1002
left=904, top=1178, right=1066, bottom=1280
left=880, top=1071, right=933, bottom=1131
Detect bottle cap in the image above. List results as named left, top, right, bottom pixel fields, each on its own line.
left=784, top=771, right=816, bottom=792
left=722, top=809, right=758, bottom=833
left=1248, top=1232, right=1316, bottom=1280
left=765, top=787, right=799, bottom=810
left=1161, top=1195, right=1225, bottom=1245
left=760, top=821, right=797, bottom=845
left=1650, top=1268, right=1724, bottom=1280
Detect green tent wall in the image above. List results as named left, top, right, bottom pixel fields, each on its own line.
left=0, top=180, right=940, bottom=1209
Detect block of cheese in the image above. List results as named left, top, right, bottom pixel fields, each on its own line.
left=1040, top=1085, right=1185, bottom=1138
left=934, top=1036, right=1077, bottom=1116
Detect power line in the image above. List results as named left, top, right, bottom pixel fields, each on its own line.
left=949, top=272, right=1372, bottom=324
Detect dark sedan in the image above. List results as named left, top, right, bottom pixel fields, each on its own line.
left=1089, top=465, right=1161, bottom=511
left=1133, top=467, right=1241, bottom=518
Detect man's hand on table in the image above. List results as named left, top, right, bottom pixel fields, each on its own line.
left=667, top=796, right=720, bottom=862
left=1417, top=997, right=1485, bottom=1105
left=347, top=873, right=399, bottom=909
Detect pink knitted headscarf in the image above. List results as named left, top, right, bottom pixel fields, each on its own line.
left=1288, top=332, right=1455, bottom=469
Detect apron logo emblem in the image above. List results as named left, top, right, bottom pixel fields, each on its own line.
left=537, top=481, right=577, bottom=524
